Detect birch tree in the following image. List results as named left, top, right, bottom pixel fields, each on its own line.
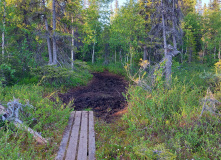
left=1, top=0, right=6, bottom=58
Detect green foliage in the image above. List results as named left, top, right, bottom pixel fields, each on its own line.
left=96, top=64, right=221, bottom=159
left=0, top=85, right=71, bottom=159
left=0, top=63, right=16, bottom=86
left=31, top=61, right=92, bottom=88
left=89, top=62, right=126, bottom=76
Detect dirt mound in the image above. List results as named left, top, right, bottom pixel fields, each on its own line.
left=59, top=71, right=128, bottom=122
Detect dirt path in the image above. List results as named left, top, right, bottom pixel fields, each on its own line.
left=59, top=71, right=128, bottom=122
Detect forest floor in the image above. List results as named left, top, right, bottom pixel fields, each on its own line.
left=59, top=71, right=128, bottom=122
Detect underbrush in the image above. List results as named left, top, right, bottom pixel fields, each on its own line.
left=0, top=85, right=71, bottom=159
left=95, top=64, right=221, bottom=159
left=31, top=60, right=93, bottom=88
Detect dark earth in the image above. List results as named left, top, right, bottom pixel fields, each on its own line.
left=59, top=71, right=128, bottom=122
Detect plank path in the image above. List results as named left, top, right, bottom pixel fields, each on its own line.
left=56, top=111, right=96, bottom=160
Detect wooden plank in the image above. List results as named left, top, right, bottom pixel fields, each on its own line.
left=88, top=111, right=96, bottom=160
left=77, top=111, right=88, bottom=160
left=65, top=111, right=82, bottom=160
left=56, top=111, right=75, bottom=160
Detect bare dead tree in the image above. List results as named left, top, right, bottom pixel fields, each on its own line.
left=52, top=0, right=57, bottom=65
left=42, top=0, right=53, bottom=65
left=149, top=0, right=183, bottom=87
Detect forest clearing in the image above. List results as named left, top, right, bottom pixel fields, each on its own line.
left=0, top=0, right=221, bottom=159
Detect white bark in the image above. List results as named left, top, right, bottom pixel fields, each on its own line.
left=119, top=50, right=122, bottom=62
left=2, top=1, right=6, bottom=58
left=71, top=16, right=75, bottom=69
left=115, top=49, right=116, bottom=63
left=219, top=43, right=220, bottom=60
left=92, top=42, right=95, bottom=64
left=214, top=46, right=216, bottom=59
left=43, top=0, right=52, bottom=65
left=130, top=45, right=132, bottom=66
left=52, top=0, right=57, bottom=65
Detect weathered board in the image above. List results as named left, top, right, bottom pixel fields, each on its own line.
left=55, top=111, right=96, bottom=160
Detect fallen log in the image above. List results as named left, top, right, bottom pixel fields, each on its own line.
left=14, top=118, right=48, bottom=145
left=0, top=102, right=47, bottom=145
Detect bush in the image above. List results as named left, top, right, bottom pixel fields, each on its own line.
left=95, top=64, right=221, bottom=159
left=0, top=63, right=16, bottom=86
left=0, top=85, right=71, bottom=159
left=31, top=61, right=93, bottom=88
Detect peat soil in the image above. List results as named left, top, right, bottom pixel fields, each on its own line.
left=59, top=71, right=128, bottom=122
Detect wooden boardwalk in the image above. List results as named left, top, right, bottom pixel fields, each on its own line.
left=56, top=111, right=96, bottom=160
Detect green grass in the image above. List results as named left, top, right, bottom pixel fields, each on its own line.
left=0, top=85, right=71, bottom=159
left=95, top=63, right=221, bottom=159
left=0, top=62, right=95, bottom=159
left=89, top=62, right=127, bottom=77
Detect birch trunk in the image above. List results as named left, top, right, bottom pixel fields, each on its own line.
left=43, top=0, right=52, bottom=65
left=219, top=43, right=220, bottom=60
left=2, top=0, right=6, bottom=58
left=92, top=42, right=95, bottom=64
left=115, top=49, right=116, bottom=63
left=130, top=45, right=132, bottom=66
left=214, top=47, right=216, bottom=59
left=188, top=47, right=192, bottom=63
left=52, top=0, right=57, bottom=65
left=119, top=50, right=122, bottom=62
left=71, top=16, right=75, bottom=69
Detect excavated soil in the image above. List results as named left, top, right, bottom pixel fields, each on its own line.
left=59, top=71, right=128, bottom=122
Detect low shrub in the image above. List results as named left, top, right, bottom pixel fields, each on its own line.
left=0, top=85, right=71, bottom=159
left=31, top=61, right=93, bottom=88
left=95, top=64, right=221, bottom=159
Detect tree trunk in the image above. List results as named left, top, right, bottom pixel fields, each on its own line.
left=2, top=0, right=6, bottom=58
left=92, top=42, right=95, bottom=64
left=130, top=45, right=132, bottom=66
left=188, top=47, right=192, bottom=63
left=214, top=46, right=216, bottom=59
left=43, top=0, right=52, bottom=65
left=172, top=0, right=177, bottom=50
left=119, top=49, right=122, bottom=62
left=115, top=49, right=116, bottom=63
left=219, top=43, right=220, bottom=60
left=52, top=0, right=57, bottom=65
left=71, top=16, right=75, bottom=69
left=143, top=46, right=147, bottom=60
left=161, top=0, right=170, bottom=85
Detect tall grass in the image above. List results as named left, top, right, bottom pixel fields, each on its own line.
left=89, top=62, right=127, bottom=76
left=95, top=63, right=221, bottom=159
left=0, top=85, right=71, bottom=159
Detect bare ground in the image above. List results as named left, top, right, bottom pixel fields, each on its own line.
left=58, top=71, right=128, bottom=122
